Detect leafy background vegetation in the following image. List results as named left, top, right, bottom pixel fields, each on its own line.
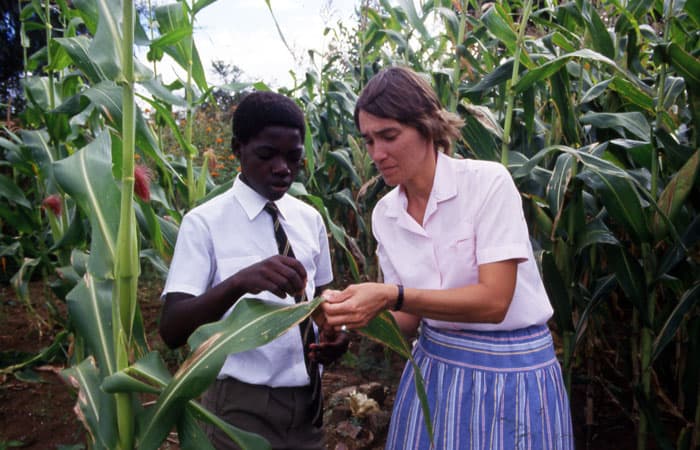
left=0, top=0, right=698, bottom=449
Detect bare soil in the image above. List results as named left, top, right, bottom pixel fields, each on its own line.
left=0, top=280, right=657, bottom=449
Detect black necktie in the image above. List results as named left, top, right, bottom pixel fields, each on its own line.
left=264, top=201, right=323, bottom=427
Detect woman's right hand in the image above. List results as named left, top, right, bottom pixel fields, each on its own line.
left=321, top=283, right=397, bottom=331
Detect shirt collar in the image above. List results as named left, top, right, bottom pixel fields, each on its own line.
left=385, top=152, right=458, bottom=219
left=232, top=175, right=291, bottom=221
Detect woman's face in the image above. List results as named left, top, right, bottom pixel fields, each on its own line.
left=358, top=110, right=434, bottom=187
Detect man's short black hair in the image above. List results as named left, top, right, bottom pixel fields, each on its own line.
left=232, top=91, right=306, bottom=148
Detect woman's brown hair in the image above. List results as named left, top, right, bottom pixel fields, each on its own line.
left=354, top=66, right=464, bottom=153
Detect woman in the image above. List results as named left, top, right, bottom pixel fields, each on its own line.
left=322, top=67, right=574, bottom=449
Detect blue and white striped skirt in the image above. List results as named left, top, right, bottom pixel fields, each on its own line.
left=385, top=324, right=574, bottom=450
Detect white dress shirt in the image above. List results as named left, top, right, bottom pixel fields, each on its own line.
left=372, top=152, right=553, bottom=331
left=163, top=175, right=333, bottom=387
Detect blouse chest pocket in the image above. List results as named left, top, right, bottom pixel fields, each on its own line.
left=436, top=222, right=478, bottom=286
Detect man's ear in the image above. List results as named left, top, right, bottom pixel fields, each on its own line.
left=231, top=137, right=240, bottom=157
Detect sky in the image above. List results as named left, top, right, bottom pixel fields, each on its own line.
left=166, top=0, right=360, bottom=88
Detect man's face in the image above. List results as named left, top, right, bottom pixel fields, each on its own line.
left=235, top=125, right=304, bottom=201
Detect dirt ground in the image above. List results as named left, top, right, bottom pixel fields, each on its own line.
left=0, top=280, right=659, bottom=449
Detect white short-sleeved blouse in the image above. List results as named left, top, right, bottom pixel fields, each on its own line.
left=372, top=152, right=553, bottom=331
left=163, top=175, right=333, bottom=387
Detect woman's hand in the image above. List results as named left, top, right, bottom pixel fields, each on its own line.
left=321, top=283, right=396, bottom=330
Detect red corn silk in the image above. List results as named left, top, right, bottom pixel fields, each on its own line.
left=134, top=165, right=153, bottom=202
left=42, top=194, right=62, bottom=216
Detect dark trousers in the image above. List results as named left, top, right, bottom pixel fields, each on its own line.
left=201, top=377, right=324, bottom=450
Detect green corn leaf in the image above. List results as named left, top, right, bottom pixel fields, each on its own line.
left=329, top=149, right=362, bottom=186
left=192, top=0, right=218, bottom=15
left=66, top=275, right=115, bottom=376
left=186, top=403, right=271, bottom=450
left=609, top=77, right=655, bottom=112
left=577, top=219, right=620, bottom=250
left=176, top=409, right=218, bottom=450
left=577, top=167, right=650, bottom=244
left=575, top=275, right=617, bottom=347
left=154, top=3, right=207, bottom=92
left=54, top=132, right=119, bottom=278
left=580, top=111, right=651, bottom=141
left=651, top=283, right=700, bottom=363
left=301, top=193, right=361, bottom=281
left=54, top=36, right=109, bottom=83
left=61, top=357, right=119, bottom=450
left=137, top=297, right=322, bottom=450
left=103, top=351, right=270, bottom=449
left=652, top=150, right=700, bottom=240
left=542, top=250, right=575, bottom=332
left=397, top=0, right=431, bottom=43
left=0, top=174, right=31, bottom=208
left=607, top=246, right=650, bottom=325
left=482, top=3, right=518, bottom=54
left=359, top=311, right=433, bottom=443
left=81, top=81, right=181, bottom=182
left=546, top=153, right=575, bottom=223
left=655, top=43, right=700, bottom=89
left=582, top=5, right=615, bottom=59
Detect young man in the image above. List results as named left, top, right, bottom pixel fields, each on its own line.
left=159, top=91, right=347, bottom=449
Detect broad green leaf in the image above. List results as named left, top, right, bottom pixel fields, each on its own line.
left=177, top=409, right=218, bottom=450
left=55, top=36, right=108, bottom=83
left=654, top=43, right=700, bottom=89
left=67, top=275, right=115, bottom=376
left=577, top=219, right=620, bottom=251
left=0, top=331, right=68, bottom=375
left=460, top=114, right=501, bottom=161
left=155, top=3, right=207, bottom=91
left=580, top=111, right=651, bottom=141
left=186, top=403, right=271, bottom=450
left=581, top=79, right=612, bottom=104
left=72, top=0, right=99, bottom=35
left=658, top=215, right=700, bottom=276
left=61, top=357, right=119, bottom=450
left=138, top=298, right=322, bottom=450
left=329, top=149, right=362, bottom=186
left=582, top=5, right=615, bottom=59
left=577, top=167, right=651, bottom=243
left=19, top=129, right=55, bottom=183
left=192, top=0, right=218, bottom=15
left=91, top=0, right=123, bottom=81
left=359, top=311, right=433, bottom=443
left=54, top=132, right=119, bottom=278
left=482, top=3, right=518, bottom=54
left=609, top=77, right=655, bottom=112
left=546, top=153, right=575, bottom=222
left=607, top=246, right=650, bottom=325
left=302, top=193, right=361, bottom=281
left=514, top=49, right=643, bottom=95
left=652, top=150, right=700, bottom=239
left=461, top=104, right=503, bottom=140
left=81, top=82, right=181, bottom=181
left=103, top=352, right=269, bottom=449
left=463, top=59, right=515, bottom=95
left=542, top=250, right=575, bottom=332
left=103, top=351, right=171, bottom=394
left=651, top=282, right=700, bottom=363
left=397, top=0, right=431, bottom=43
left=0, top=174, right=31, bottom=208
left=551, top=69, right=580, bottom=145
left=575, top=275, right=617, bottom=346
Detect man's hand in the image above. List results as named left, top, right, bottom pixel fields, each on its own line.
left=309, top=327, right=350, bottom=366
left=233, top=255, right=307, bottom=298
